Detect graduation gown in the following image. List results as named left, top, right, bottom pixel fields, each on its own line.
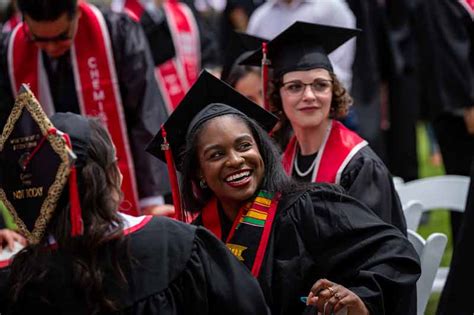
left=195, top=187, right=421, bottom=315
left=338, top=146, right=407, bottom=232
left=0, top=9, right=171, bottom=201
left=0, top=216, right=270, bottom=315
left=289, top=140, right=407, bottom=233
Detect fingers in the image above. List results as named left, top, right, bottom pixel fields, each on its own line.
left=142, top=204, right=175, bottom=217
left=309, top=280, right=368, bottom=315
left=310, top=278, right=333, bottom=297
left=0, top=229, right=27, bottom=251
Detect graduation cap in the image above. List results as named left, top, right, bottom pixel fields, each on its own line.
left=146, top=70, right=278, bottom=220
left=0, top=85, right=83, bottom=244
left=220, top=31, right=268, bottom=83
left=239, top=21, right=361, bottom=79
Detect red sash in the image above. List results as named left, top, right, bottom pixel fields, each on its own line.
left=282, top=120, right=367, bottom=184
left=8, top=2, right=140, bottom=216
left=201, top=191, right=280, bottom=278
left=460, top=0, right=474, bottom=16
left=124, top=0, right=200, bottom=113
left=1, top=13, right=20, bottom=33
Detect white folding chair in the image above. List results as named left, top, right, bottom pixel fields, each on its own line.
left=407, top=230, right=447, bottom=315
left=396, top=175, right=470, bottom=294
left=403, top=200, right=424, bottom=231
left=396, top=175, right=470, bottom=216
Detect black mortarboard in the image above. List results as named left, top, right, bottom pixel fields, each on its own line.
left=220, top=31, right=268, bottom=82
left=239, top=21, right=360, bottom=78
left=146, top=70, right=278, bottom=171
left=0, top=85, right=75, bottom=244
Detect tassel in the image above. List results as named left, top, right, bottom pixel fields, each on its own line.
left=161, top=125, right=184, bottom=221
left=261, top=42, right=270, bottom=111
left=59, top=130, right=83, bottom=236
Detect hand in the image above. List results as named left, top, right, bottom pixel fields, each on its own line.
left=463, top=107, right=474, bottom=135
left=307, top=279, right=369, bottom=315
left=141, top=204, right=175, bottom=217
left=0, top=229, right=27, bottom=252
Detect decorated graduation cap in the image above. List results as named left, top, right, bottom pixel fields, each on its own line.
left=146, top=70, right=278, bottom=221
left=0, top=85, right=83, bottom=244
left=220, top=31, right=268, bottom=83
left=240, top=21, right=361, bottom=79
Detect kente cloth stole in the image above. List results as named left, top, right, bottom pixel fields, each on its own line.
left=202, top=191, right=280, bottom=278
left=125, top=0, right=200, bottom=113
left=282, top=120, right=368, bottom=184
left=8, top=2, right=140, bottom=216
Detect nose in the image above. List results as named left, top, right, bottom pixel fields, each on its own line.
left=225, top=150, right=245, bottom=167
left=301, top=84, right=316, bottom=100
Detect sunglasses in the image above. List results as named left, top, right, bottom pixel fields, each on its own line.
left=22, top=14, right=77, bottom=43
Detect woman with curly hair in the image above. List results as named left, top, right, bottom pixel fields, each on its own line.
left=147, top=71, right=420, bottom=315
left=242, top=21, right=406, bottom=232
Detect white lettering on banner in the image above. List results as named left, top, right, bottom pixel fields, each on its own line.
left=178, top=34, right=194, bottom=55
left=164, top=74, right=182, bottom=96
left=87, top=57, right=108, bottom=125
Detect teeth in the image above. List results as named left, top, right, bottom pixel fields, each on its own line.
left=226, top=171, right=250, bottom=182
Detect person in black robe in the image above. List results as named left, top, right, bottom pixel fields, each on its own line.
left=0, top=92, right=270, bottom=315
left=240, top=22, right=407, bottom=233
left=416, top=0, right=474, bottom=244
left=0, top=0, right=171, bottom=216
left=137, top=0, right=220, bottom=70
left=147, top=71, right=421, bottom=315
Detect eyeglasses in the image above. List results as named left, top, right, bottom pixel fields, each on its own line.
left=22, top=14, right=77, bottom=43
left=281, top=79, right=333, bottom=96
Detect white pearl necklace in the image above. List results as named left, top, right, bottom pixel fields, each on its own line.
left=294, top=151, right=318, bottom=177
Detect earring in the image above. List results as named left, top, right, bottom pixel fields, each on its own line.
left=199, top=178, right=208, bottom=189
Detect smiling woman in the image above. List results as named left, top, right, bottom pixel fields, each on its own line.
left=148, top=71, right=421, bottom=315
left=240, top=21, right=408, bottom=235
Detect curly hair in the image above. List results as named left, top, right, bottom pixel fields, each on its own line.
left=9, top=119, right=128, bottom=315
left=270, top=72, right=352, bottom=149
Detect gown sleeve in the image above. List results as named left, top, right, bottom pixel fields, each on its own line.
left=290, top=189, right=420, bottom=315
left=339, top=146, right=407, bottom=233
left=193, top=227, right=271, bottom=315
left=127, top=225, right=270, bottom=315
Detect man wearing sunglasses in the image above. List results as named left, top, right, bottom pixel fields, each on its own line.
left=0, top=0, right=174, bottom=218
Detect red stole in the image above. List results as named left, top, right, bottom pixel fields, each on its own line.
left=201, top=191, right=280, bottom=278
left=124, top=0, right=200, bottom=113
left=8, top=2, right=140, bottom=216
left=282, top=120, right=368, bottom=184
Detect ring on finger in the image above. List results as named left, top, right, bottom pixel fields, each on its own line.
left=327, top=286, right=335, bottom=295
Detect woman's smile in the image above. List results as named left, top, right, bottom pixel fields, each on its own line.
left=224, top=169, right=253, bottom=187
left=196, top=115, right=265, bottom=214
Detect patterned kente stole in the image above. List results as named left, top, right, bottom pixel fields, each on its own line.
left=8, top=2, right=140, bottom=216
left=202, top=191, right=280, bottom=278
left=282, top=120, right=368, bottom=184
left=122, top=0, right=200, bottom=113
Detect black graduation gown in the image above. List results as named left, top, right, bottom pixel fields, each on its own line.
left=1, top=217, right=270, bottom=315
left=344, top=0, right=389, bottom=160
left=139, top=5, right=220, bottom=69
left=295, top=146, right=407, bottom=233
left=195, top=187, right=421, bottom=315
left=436, top=160, right=474, bottom=315
left=0, top=9, right=171, bottom=200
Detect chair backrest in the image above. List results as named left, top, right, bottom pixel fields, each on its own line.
left=403, top=200, right=424, bottom=231
left=396, top=175, right=470, bottom=212
left=407, top=229, right=447, bottom=315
